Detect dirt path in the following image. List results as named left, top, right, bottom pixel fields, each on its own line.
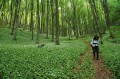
left=74, top=41, right=111, bottom=79
left=87, top=42, right=111, bottom=79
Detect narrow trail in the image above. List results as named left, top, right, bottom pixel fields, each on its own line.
left=86, top=43, right=111, bottom=79
left=74, top=40, right=111, bottom=79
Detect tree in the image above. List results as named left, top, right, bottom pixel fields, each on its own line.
left=31, top=0, right=34, bottom=40
left=46, top=0, right=49, bottom=39
left=24, top=0, right=28, bottom=30
left=88, top=0, right=102, bottom=37
left=50, top=0, right=55, bottom=42
left=0, top=0, right=6, bottom=21
left=41, top=0, right=45, bottom=33
left=36, top=0, right=40, bottom=43
left=72, top=0, right=79, bottom=38
left=100, top=0, right=110, bottom=28
left=55, top=0, right=60, bottom=45
left=66, top=1, right=72, bottom=39
left=10, top=0, right=13, bottom=28
left=1, top=0, right=118, bottom=42
left=13, top=0, right=21, bottom=40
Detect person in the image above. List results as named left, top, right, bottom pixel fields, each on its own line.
left=91, top=35, right=99, bottom=60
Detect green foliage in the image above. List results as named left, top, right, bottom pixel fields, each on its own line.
left=108, top=0, right=120, bottom=25
left=108, top=26, right=120, bottom=44
left=108, top=38, right=120, bottom=44
left=0, top=28, right=34, bottom=45
left=101, top=26, right=120, bottom=78
left=100, top=42, right=120, bottom=79
left=78, top=54, right=95, bottom=79
left=0, top=28, right=88, bottom=79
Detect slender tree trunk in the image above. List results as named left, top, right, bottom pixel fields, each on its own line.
left=68, top=21, right=72, bottom=40
left=13, top=0, right=20, bottom=40
left=55, top=0, right=60, bottom=45
left=24, top=0, right=28, bottom=30
left=51, top=0, right=54, bottom=42
left=46, top=0, right=49, bottom=39
left=10, top=0, right=13, bottom=28
left=61, top=6, right=64, bottom=36
left=0, top=0, right=6, bottom=21
left=41, top=0, right=44, bottom=33
left=11, top=12, right=16, bottom=35
left=100, top=0, right=110, bottom=28
left=72, top=0, right=78, bottom=38
left=36, top=0, right=40, bottom=43
left=31, top=0, right=34, bottom=40
left=17, top=1, right=21, bottom=28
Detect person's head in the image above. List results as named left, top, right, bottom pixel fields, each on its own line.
left=93, top=35, right=99, bottom=40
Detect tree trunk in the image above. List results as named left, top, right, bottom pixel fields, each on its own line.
left=100, top=0, right=110, bottom=28
left=0, top=0, right=6, bottom=21
left=41, top=0, right=45, bottom=33
left=13, top=0, right=20, bottom=40
left=72, top=0, right=78, bottom=38
left=61, top=6, right=64, bottom=36
left=36, top=0, right=40, bottom=44
left=11, top=12, right=16, bottom=35
left=10, top=0, right=13, bottom=28
left=17, top=1, right=21, bottom=28
left=50, top=0, right=54, bottom=42
left=46, top=0, right=49, bottom=39
left=24, top=0, right=28, bottom=30
left=68, top=21, right=72, bottom=40
left=55, top=0, right=60, bottom=45
left=31, top=0, right=34, bottom=40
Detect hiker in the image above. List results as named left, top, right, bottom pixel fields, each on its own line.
left=91, top=35, right=99, bottom=60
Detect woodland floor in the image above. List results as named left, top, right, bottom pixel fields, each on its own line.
left=74, top=40, right=111, bottom=79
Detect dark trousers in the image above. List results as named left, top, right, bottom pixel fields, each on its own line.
left=92, top=46, right=99, bottom=59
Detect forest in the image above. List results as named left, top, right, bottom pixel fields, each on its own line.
left=0, top=0, right=120, bottom=79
